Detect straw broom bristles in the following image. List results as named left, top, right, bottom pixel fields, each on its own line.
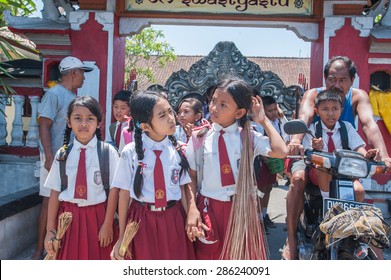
left=118, top=220, right=140, bottom=259
left=220, top=122, right=268, bottom=260
left=44, top=212, right=73, bottom=260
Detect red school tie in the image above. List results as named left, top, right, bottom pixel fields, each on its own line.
left=218, top=131, right=235, bottom=187
left=327, top=132, right=335, bottom=153
left=153, top=150, right=167, bottom=207
left=115, top=122, right=122, bottom=148
left=74, top=148, right=88, bottom=200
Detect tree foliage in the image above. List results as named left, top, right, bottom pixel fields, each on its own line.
left=0, top=0, right=36, bottom=114
left=125, top=27, right=176, bottom=88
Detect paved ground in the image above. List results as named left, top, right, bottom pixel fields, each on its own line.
left=13, top=179, right=391, bottom=260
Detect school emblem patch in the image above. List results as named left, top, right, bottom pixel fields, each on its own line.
left=155, top=189, right=165, bottom=199
left=171, top=169, right=180, bottom=185
left=75, top=184, right=87, bottom=197
left=221, top=164, right=232, bottom=174
left=94, top=171, right=102, bottom=185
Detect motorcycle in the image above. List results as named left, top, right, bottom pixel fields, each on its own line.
left=284, top=120, right=390, bottom=260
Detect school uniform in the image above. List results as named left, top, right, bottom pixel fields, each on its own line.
left=302, top=120, right=365, bottom=152
left=107, top=120, right=129, bottom=153
left=174, top=125, right=188, bottom=143
left=252, top=118, right=288, bottom=192
left=111, top=134, right=195, bottom=260
left=302, top=120, right=365, bottom=187
left=186, top=122, right=272, bottom=260
left=45, top=136, right=120, bottom=260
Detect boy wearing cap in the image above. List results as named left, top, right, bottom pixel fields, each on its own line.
left=32, top=56, right=93, bottom=259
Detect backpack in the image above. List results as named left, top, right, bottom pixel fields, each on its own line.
left=60, top=140, right=111, bottom=198
left=191, top=127, right=255, bottom=190
left=315, top=120, right=349, bottom=150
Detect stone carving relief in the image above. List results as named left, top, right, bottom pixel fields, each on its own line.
left=165, top=41, right=297, bottom=117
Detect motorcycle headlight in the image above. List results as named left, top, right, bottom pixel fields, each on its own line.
left=337, top=157, right=368, bottom=177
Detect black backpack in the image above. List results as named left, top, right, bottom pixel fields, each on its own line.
left=59, top=140, right=111, bottom=197
left=315, top=120, right=349, bottom=150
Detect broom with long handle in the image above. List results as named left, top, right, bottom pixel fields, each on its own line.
left=220, top=122, right=268, bottom=260
left=44, top=212, right=73, bottom=260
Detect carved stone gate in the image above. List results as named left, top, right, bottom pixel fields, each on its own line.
left=163, top=41, right=300, bottom=117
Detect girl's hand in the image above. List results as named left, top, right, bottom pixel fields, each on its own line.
left=98, top=221, right=113, bottom=248
left=311, top=137, right=324, bottom=151
left=365, top=148, right=380, bottom=161
left=186, top=205, right=209, bottom=242
left=44, top=230, right=56, bottom=256
left=110, top=238, right=124, bottom=260
left=183, top=123, right=194, bottom=139
left=250, top=96, right=266, bottom=124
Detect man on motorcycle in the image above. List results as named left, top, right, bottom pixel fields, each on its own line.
left=302, top=89, right=380, bottom=200
left=283, top=56, right=391, bottom=260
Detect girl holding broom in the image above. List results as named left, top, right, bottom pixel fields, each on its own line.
left=110, top=90, right=195, bottom=260
left=185, top=78, right=288, bottom=260
left=44, top=96, right=120, bottom=260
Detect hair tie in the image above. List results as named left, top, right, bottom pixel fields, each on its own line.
left=138, top=161, right=146, bottom=174
left=136, top=121, right=140, bottom=128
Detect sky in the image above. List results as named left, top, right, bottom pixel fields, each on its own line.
left=30, top=0, right=311, bottom=58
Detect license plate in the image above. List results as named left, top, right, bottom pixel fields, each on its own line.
left=323, top=198, right=372, bottom=216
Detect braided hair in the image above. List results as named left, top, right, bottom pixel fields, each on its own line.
left=130, top=90, right=190, bottom=198
left=58, top=95, right=103, bottom=161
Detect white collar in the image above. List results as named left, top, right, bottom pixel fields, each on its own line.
left=142, top=134, right=171, bottom=151
left=212, top=121, right=238, bottom=134
left=73, top=135, right=98, bottom=150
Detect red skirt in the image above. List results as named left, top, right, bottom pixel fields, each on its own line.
left=125, top=201, right=195, bottom=260
left=56, top=201, right=118, bottom=260
left=195, top=195, right=267, bottom=260
left=256, top=158, right=277, bottom=192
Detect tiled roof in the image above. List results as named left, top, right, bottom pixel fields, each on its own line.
left=130, top=56, right=310, bottom=90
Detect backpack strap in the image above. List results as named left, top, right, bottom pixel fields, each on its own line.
left=60, top=143, right=73, bottom=192
left=97, top=140, right=110, bottom=198
left=315, top=120, right=349, bottom=150
left=338, top=120, right=349, bottom=150
left=315, top=121, right=322, bottom=139
left=122, top=127, right=133, bottom=145
left=192, top=129, right=209, bottom=191
left=109, top=123, right=116, bottom=141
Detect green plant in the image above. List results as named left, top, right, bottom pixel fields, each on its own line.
left=125, top=27, right=176, bottom=87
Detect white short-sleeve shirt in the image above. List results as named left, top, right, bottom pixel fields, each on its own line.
left=44, top=136, right=120, bottom=207
left=111, top=134, right=191, bottom=203
left=186, top=122, right=272, bottom=202
left=302, top=120, right=365, bottom=152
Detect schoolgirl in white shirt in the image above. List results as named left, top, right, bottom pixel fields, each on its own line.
left=44, top=96, right=119, bottom=260
left=185, top=79, right=289, bottom=260
left=111, top=91, right=195, bottom=260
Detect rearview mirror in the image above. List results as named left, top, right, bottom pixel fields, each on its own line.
left=284, top=120, right=314, bottom=137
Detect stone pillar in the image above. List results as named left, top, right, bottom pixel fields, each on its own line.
left=10, top=95, right=25, bottom=146
left=26, top=95, right=40, bottom=147
left=0, top=94, right=7, bottom=146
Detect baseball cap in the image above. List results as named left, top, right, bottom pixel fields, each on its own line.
left=58, top=56, right=93, bottom=73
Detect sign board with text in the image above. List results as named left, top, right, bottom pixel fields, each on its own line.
left=124, top=0, right=314, bottom=16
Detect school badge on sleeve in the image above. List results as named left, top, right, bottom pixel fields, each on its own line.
left=171, top=169, right=180, bottom=185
